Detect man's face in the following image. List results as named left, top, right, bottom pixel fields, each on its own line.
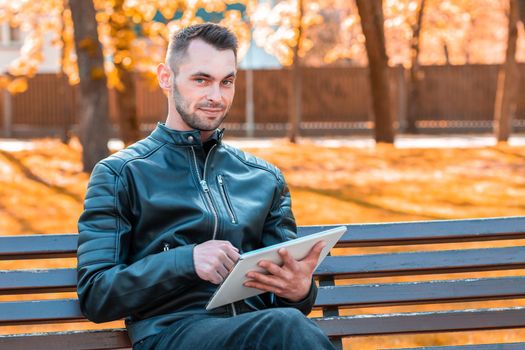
left=170, top=39, right=236, bottom=132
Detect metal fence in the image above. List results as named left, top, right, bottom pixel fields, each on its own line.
left=1, top=64, right=524, bottom=138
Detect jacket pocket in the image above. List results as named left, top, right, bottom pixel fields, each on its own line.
left=217, top=174, right=238, bottom=224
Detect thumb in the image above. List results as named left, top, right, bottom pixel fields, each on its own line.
left=304, top=240, right=326, bottom=266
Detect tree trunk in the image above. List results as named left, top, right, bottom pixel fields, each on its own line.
left=110, top=0, right=141, bottom=145
left=288, top=0, right=303, bottom=144
left=115, top=69, right=141, bottom=144
left=519, top=0, right=525, bottom=22
left=356, top=0, right=394, bottom=143
left=69, top=0, right=110, bottom=172
left=494, top=0, right=519, bottom=142
left=2, top=90, right=12, bottom=138
left=58, top=1, right=70, bottom=144
left=245, top=69, right=255, bottom=138
left=443, top=40, right=450, bottom=65
left=245, top=22, right=255, bottom=138
left=405, top=0, right=426, bottom=134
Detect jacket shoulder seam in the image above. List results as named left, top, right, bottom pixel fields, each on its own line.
left=222, top=144, right=281, bottom=182
left=102, top=139, right=166, bottom=175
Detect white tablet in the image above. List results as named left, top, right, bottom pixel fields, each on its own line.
left=206, top=226, right=347, bottom=310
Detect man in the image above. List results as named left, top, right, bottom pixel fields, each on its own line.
left=77, top=23, right=334, bottom=350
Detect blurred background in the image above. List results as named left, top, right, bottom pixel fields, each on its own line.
left=1, top=0, right=525, bottom=348
left=1, top=0, right=525, bottom=158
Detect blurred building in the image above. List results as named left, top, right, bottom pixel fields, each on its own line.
left=239, top=40, right=281, bottom=70
left=0, top=23, right=61, bottom=74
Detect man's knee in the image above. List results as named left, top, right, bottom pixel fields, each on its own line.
left=251, top=308, right=333, bottom=349
left=255, top=308, right=322, bottom=338
left=260, top=308, right=307, bottom=328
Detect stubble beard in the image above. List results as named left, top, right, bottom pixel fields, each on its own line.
left=172, top=83, right=230, bottom=132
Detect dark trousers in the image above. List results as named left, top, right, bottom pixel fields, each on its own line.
left=134, top=308, right=335, bottom=350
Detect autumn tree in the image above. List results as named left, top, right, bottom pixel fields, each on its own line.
left=494, top=0, right=525, bottom=142
left=0, top=2, right=63, bottom=93
left=356, top=0, right=395, bottom=143
left=0, top=0, right=110, bottom=171
left=252, top=0, right=323, bottom=143
left=405, top=0, right=426, bottom=133
left=0, top=0, right=251, bottom=161
left=69, top=0, right=111, bottom=171
left=289, top=0, right=304, bottom=143
left=106, top=0, right=142, bottom=144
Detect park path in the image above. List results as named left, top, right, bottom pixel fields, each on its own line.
left=2, top=133, right=525, bottom=151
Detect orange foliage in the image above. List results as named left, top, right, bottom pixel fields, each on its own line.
left=2, top=0, right=523, bottom=91
left=2, top=138, right=525, bottom=233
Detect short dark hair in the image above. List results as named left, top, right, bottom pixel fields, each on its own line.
left=166, top=23, right=238, bottom=71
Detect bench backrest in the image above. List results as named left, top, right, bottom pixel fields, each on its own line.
left=1, top=216, right=525, bottom=350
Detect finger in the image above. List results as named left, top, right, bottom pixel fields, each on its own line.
left=225, top=246, right=240, bottom=263
left=244, top=280, right=283, bottom=295
left=215, top=240, right=238, bottom=248
left=213, top=241, right=239, bottom=256
left=217, top=251, right=236, bottom=271
left=278, top=248, right=297, bottom=270
left=258, top=260, right=286, bottom=277
left=216, top=263, right=229, bottom=279
left=246, top=271, right=286, bottom=290
left=222, top=241, right=239, bottom=252
left=211, top=272, right=223, bottom=285
left=222, top=255, right=236, bottom=271
left=303, top=240, right=326, bottom=266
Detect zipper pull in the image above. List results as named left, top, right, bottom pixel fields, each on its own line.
left=200, top=180, right=210, bottom=192
left=218, top=175, right=223, bottom=185
left=163, top=243, right=170, bottom=252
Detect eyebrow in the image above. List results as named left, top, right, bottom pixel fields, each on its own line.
left=190, top=71, right=236, bottom=80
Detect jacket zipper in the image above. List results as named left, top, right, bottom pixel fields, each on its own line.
left=191, top=145, right=219, bottom=240
left=163, top=243, right=170, bottom=252
left=191, top=145, right=237, bottom=316
left=217, top=175, right=237, bottom=224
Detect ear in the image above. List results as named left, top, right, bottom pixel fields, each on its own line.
left=157, top=63, right=173, bottom=91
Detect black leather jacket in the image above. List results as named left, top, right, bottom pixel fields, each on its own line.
left=77, top=123, right=317, bottom=345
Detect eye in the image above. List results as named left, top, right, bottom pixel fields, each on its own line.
left=195, top=78, right=206, bottom=84
left=222, top=80, right=234, bottom=86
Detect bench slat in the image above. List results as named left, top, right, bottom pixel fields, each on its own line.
left=299, top=216, right=525, bottom=246
left=403, top=342, right=525, bottom=350
left=315, top=276, right=525, bottom=307
left=2, top=217, right=525, bottom=260
left=0, top=329, right=131, bottom=350
left=3, top=276, right=524, bottom=325
left=2, top=247, right=524, bottom=295
left=0, top=268, right=76, bottom=294
left=0, top=234, right=78, bottom=260
left=314, top=307, right=525, bottom=337
left=0, top=299, right=83, bottom=325
left=316, top=246, right=525, bottom=278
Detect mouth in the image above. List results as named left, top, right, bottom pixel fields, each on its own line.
left=198, top=108, right=224, bottom=115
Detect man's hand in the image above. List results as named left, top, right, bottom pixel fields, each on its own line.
left=193, top=240, right=240, bottom=284
left=243, top=240, right=326, bottom=302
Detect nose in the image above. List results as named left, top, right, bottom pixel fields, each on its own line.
left=207, top=83, right=221, bottom=103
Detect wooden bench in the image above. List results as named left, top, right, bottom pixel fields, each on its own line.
left=1, top=216, right=525, bottom=349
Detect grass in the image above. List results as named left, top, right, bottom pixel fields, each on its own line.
left=1, top=137, right=524, bottom=348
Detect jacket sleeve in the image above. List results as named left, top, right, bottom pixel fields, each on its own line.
left=259, top=170, right=317, bottom=315
left=76, top=162, right=198, bottom=323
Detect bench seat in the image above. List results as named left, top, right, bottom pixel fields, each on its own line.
left=1, top=216, right=525, bottom=349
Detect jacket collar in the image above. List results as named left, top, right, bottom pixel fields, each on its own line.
left=151, top=122, right=224, bottom=146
